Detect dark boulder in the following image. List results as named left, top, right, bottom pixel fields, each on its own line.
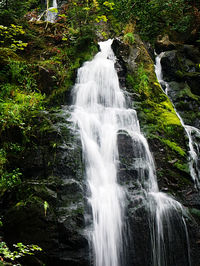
left=38, top=66, right=56, bottom=95
left=183, top=45, right=200, bottom=64
left=155, top=35, right=177, bottom=54
left=160, top=50, right=180, bottom=81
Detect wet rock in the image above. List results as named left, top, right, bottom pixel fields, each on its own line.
left=1, top=110, right=89, bottom=266
left=38, top=66, right=56, bottom=95
left=160, top=50, right=180, bottom=81
left=185, top=72, right=200, bottom=96
left=183, top=45, right=200, bottom=64
left=114, top=37, right=200, bottom=266
left=117, top=131, right=139, bottom=184
left=155, top=34, right=177, bottom=54
left=112, top=38, right=139, bottom=73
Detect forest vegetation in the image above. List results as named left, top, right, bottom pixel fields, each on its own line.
left=0, top=0, right=200, bottom=265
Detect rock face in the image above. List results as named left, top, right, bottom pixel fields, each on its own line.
left=155, top=34, right=176, bottom=54
left=158, top=44, right=200, bottom=128
left=117, top=131, right=152, bottom=266
left=154, top=41, right=200, bottom=265
left=160, top=46, right=200, bottom=93
left=160, top=50, right=180, bottom=81
left=112, top=37, right=200, bottom=266
left=1, top=109, right=90, bottom=265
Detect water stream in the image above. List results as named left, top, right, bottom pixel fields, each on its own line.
left=36, top=0, right=58, bottom=22
left=155, top=53, right=200, bottom=188
left=71, top=40, right=126, bottom=266
left=46, top=0, right=57, bottom=22
left=71, top=40, right=191, bottom=266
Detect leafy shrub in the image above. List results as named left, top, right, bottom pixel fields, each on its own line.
left=111, top=0, right=194, bottom=41
left=123, top=32, right=135, bottom=45
left=0, top=149, right=6, bottom=172
left=0, top=59, right=45, bottom=137
left=8, top=60, right=37, bottom=91
left=0, top=168, right=22, bottom=191
left=0, top=241, right=42, bottom=265
left=0, top=24, right=28, bottom=51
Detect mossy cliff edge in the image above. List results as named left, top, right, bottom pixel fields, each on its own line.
left=112, top=36, right=190, bottom=190
left=112, top=36, right=200, bottom=266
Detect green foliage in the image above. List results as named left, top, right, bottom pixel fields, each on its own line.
left=0, top=48, right=20, bottom=69
left=95, top=15, right=108, bottom=23
left=127, top=56, right=186, bottom=166
left=0, top=58, right=45, bottom=197
left=60, top=0, right=99, bottom=33
left=123, top=32, right=135, bottom=45
left=0, top=24, right=28, bottom=51
left=47, top=43, right=98, bottom=105
left=44, top=201, right=49, bottom=216
left=0, top=241, right=42, bottom=265
left=103, top=1, right=115, bottom=10
left=0, top=90, right=44, bottom=131
left=160, top=139, right=186, bottom=157
left=49, top=8, right=58, bottom=14
left=128, top=64, right=149, bottom=96
left=190, top=208, right=200, bottom=219
left=174, top=162, right=189, bottom=173
left=0, top=168, right=22, bottom=191
left=8, top=60, right=37, bottom=92
left=57, top=0, right=111, bottom=44
left=0, top=0, right=41, bottom=24
left=0, top=59, right=45, bottom=136
left=7, top=60, right=37, bottom=91
left=0, top=149, right=7, bottom=170
left=0, top=146, right=23, bottom=194
left=111, top=0, right=194, bottom=41
left=178, top=85, right=199, bottom=101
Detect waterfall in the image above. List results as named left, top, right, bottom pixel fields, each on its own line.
left=71, top=39, right=126, bottom=266
left=46, top=0, right=57, bottom=23
left=71, top=39, right=191, bottom=266
left=155, top=53, right=200, bottom=188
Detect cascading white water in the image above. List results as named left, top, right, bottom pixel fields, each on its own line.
left=46, top=0, right=58, bottom=23
left=71, top=39, right=126, bottom=266
left=155, top=53, right=169, bottom=95
left=186, top=125, right=200, bottom=188
left=71, top=39, right=191, bottom=266
left=155, top=52, right=200, bottom=188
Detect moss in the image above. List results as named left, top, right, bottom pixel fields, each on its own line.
left=124, top=35, right=189, bottom=187
left=159, top=139, right=186, bottom=157
left=176, top=70, right=185, bottom=78
left=127, top=41, right=182, bottom=135
left=190, top=208, right=200, bottom=220
left=183, top=72, right=200, bottom=78
left=0, top=48, right=21, bottom=66
left=123, top=33, right=135, bottom=45
left=134, top=96, right=181, bottom=134
left=157, top=101, right=181, bottom=125
left=45, top=44, right=98, bottom=106
left=174, top=162, right=189, bottom=173
left=179, top=86, right=199, bottom=101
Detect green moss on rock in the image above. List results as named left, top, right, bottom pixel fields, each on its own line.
left=190, top=208, right=200, bottom=221
left=117, top=34, right=189, bottom=188
left=160, top=139, right=186, bottom=157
